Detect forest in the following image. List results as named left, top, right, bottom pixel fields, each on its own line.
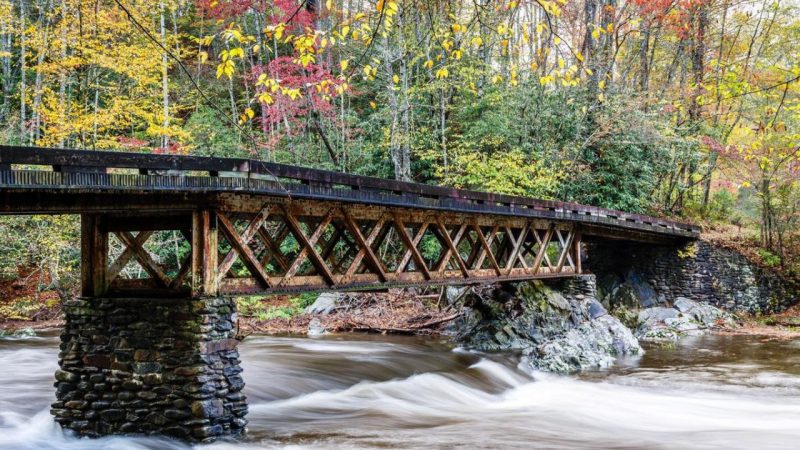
left=0, top=0, right=799, bottom=312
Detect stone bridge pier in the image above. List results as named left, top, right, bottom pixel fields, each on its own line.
left=51, top=296, right=247, bottom=442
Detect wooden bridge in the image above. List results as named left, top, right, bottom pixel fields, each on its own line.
left=1, top=145, right=699, bottom=442
left=0, top=145, right=699, bottom=299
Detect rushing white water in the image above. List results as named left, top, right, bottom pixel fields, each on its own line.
left=1, top=332, right=799, bottom=449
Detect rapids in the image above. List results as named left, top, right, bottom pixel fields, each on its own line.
left=1, top=331, right=799, bottom=449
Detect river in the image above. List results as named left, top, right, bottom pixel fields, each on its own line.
left=0, top=331, right=799, bottom=449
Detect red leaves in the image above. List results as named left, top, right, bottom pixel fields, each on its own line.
left=251, top=57, right=344, bottom=135
left=631, top=0, right=711, bottom=39
left=198, top=0, right=315, bottom=25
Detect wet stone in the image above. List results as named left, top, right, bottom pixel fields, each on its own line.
left=52, top=296, right=247, bottom=443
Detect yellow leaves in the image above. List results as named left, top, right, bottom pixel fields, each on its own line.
left=435, top=67, right=449, bottom=79
left=451, top=49, right=463, bottom=60
left=424, top=59, right=434, bottom=69
left=575, top=51, right=584, bottom=63
left=222, top=28, right=253, bottom=44
left=340, top=25, right=350, bottom=38
left=283, top=88, right=301, bottom=100
left=376, top=0, right=398, bottom=16
left=238, top=107, right=255, bottom=125
left=326, top=0, right=333, bottom=10
left=264, top=23, right=286, bottom=40
left=741, top=181, right=752, bottom=188
left=392, top=74, right=400, bottom=84
left=599, top=79, right=606, bottom=90
left=369, top=101, right=377, bottom=109
left=258, top=92, right=274, bottom=105
left=451, top=23, right=463, bottom=34
left=340, top=59, right=349, bottom=72
left=363, top=64, right=377, bottom=80
left=471, top=36, right=483, bottom=47
left=558, top=57, right=565, bottom=69
left=591, top=27, right=601, bottom=41
left=198, top=51, right=208, bottom=63
left=216, top=59, right=234, bottom=79
left=335, top=82, right=349, bottom=96
left=442, top=40, right=453, bottom=51
left=492, top=74, right=504, bottom=84
left=553, top=36, right=561, bottom=45
left=228, top=47, right=244, bottom=59
left=539, top=75, right=554, bottom=86
left=597, top=92, right=605, bottom=102
left=497, top=24, right=509, bottom=36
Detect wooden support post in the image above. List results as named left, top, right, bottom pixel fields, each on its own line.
left=80, top=214, right=107, bottom=297
left=574, top=231, right=582, bottom=274
left=191, top=210, right=218, bottom=296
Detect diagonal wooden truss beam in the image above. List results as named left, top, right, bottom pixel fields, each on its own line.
left=471, top=223, right=502, bottom=276
left=217, top=213, right=273, bottom=288
left=115, top=231, right=171, bottom=288
left=280, top=207, right=336, bottom=286
left=341, top=210, right=387, bottom=283
left=554, top=229, right=575, bottom=273
left=531, top=225, right=554, bottom=274
left=504, top=225, right=529, bottom=274
left=216, top=205, right=273, bottom=282
left=436, top=219, right=469, bottom=277
left=393, top=215, right=432, bottom=280
left=107, top=230, right=154, bottom=283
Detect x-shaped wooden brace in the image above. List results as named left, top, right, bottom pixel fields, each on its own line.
left=553, top=229, right=575, bottom=273
left=113, top=231, right=171, bottom=288
left=531, top=225, right=555, bottom=273
left=393, top=216, right=432, bottom=280
left=504, top=224, right=531, bottom=275
left=217, top=205, right=273, bottom=288
left=256, top=223, right=291, bottom=272
left=471, top=224, right=502, bottom=276
left=435, top=218, right=470, bottom=277
left=341, top=210, right=387, bottom=283
left=107, top=230, right=153, bottom=284
left=279, top=206, right=336, bottom=286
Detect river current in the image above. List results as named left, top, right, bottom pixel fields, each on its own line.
left=0, top=331, right=799, bottom=449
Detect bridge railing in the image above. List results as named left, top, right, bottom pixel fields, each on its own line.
left=0, top=145, right=700, bottom=237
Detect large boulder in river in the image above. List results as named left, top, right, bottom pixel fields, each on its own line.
left=597, top=269, right=664, bottom=309
left=635, top=297, right=737, bottom=342
left=454, top=276, right=642, bottom=372
left=304, top=292, right=343, bottom=315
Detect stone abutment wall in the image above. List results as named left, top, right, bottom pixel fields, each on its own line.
left=587, top=240, right=799, bottom=314
left=51, top=297, right=247, bottom=442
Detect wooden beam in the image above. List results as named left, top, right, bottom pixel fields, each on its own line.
left=279, top=207, right=336, bottom=286
left=472, top=223, right=502, bottom=276
left=393, top=216, right=432, bottom=280
left=216, top=205, right=273, bottom=281
left=435, top=219, right=470, bottom=277
left=217, top=213, right=272, bottom=289
left=341, top=210, right=387, bottom=283
left=116, top=231, right=171, bottom=288
left=107, top=230, right=154, bottom=283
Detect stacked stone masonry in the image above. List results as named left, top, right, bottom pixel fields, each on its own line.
left=51, top=297, right=247, bottom=442
left=588, top=240, right=799, bottom=314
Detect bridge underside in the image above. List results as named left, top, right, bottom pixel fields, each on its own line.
left=76, top=195, right=584, bottom=298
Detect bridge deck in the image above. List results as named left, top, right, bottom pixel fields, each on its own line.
left=0, top=146, right=699, bottom=297
left=0, top=146, right=698, bottom=240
